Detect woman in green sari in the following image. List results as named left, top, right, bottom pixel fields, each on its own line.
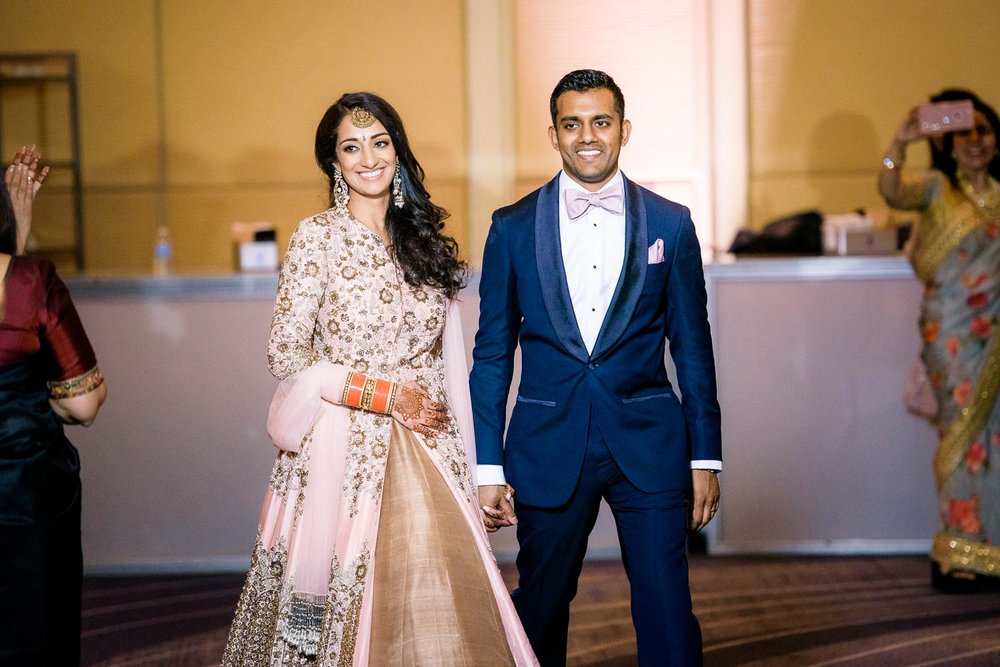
left=880, top=92, right=1000, bottom=592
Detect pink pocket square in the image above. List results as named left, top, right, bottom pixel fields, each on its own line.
left=648, top=238, right=664, bottom=264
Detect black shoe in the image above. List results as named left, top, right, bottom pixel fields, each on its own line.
left=931, top=561, right=1000, bottom=593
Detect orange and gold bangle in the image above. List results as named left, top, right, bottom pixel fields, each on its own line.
left=341, top=372, right=368, bottom=408
left=368, top=379, right=396, bottom=414
left=342, top=372, right=396, bottom=414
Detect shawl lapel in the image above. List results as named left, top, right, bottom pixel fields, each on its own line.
left=590, top=176, right=647, bottom=362
left=534, top=175, right=589, bottom=363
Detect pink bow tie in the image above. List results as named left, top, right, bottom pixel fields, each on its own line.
left=564, top=185, right=624, bottom=220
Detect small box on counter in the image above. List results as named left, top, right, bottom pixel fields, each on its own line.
left=232, top=222, right=279, bottom=272
left=823, top=213, right=899, bottom=256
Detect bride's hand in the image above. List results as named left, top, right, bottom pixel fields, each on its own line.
left=390, top=381, right=450, bottom=436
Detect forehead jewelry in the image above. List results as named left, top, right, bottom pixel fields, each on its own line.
left=351, top=107, right=376, bottom=128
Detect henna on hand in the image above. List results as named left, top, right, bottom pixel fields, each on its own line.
left=390, top=382, right=451, bottom=435
left=393, top=384, right=423, bottom=423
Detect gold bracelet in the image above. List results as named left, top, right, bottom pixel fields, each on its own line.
left=48, top=366, right=105, bottom=399
left=359, top=377, right=378, bottom=411
left=385, top=382, right=398, bottom=415
left=341, top=371, right=356, bottom=405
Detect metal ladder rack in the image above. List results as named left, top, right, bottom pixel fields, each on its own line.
left=0, top=52, right=84, bottom=271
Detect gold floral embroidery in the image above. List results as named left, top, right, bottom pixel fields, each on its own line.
left=315, top=548, right=371, bottom=666
left=269, top=428, right=311, bottom=519
left=220, top=536, right=289, bottom=667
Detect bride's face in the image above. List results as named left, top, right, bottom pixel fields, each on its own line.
left=335, top=115, right=397, bottom=201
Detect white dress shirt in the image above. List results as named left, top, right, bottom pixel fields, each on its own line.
left=477, top=170, right=720, bottom=486
left=559, top=170, right=627, bottom=353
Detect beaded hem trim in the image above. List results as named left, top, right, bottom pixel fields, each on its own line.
left=932, top=533, right=1000, bottom=577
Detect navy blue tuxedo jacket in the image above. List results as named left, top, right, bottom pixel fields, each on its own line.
left=470, top=174, right=722, bottom=508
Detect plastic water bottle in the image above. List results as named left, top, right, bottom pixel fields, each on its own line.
left=153, top=226, right=172, bottom=276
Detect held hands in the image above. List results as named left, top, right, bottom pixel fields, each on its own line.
left=390, top=381, right=450, bottom=437
left=5, top=145, right=49, bottom=254
left=689, top=469, right=720, bottom=532
left=479, top=484, right=517, bottom=533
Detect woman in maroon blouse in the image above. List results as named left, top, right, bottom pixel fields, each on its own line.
left=0, top=146, right=107, bottom=665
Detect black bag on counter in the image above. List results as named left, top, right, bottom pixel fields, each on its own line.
left=728, top=210, right=823, bottom=255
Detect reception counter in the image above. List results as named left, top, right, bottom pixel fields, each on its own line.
left=66, top=256, right=936, bottom=572
left=704, top=257, right=934, bottom=554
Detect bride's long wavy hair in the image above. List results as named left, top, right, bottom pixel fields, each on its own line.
left=314, top=92, right=466, bottom=297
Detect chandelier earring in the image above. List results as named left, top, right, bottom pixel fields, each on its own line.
left=333, top=163, right=350, bottom=216
left=392, top=163, right=404, bottom=209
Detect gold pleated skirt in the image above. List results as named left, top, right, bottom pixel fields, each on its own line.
left=369, top=421, right=515, bottom=665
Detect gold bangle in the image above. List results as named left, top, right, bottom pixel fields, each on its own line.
left=359, top=377, right=377, bottom=411
left=385, top=382, right=397, bottom=415
left=341, top=371, right=356, bottom=405
left=48, top=366, right=104, bottom=399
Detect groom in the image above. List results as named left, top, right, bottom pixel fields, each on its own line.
left=470, top=69, right=722, bottom=666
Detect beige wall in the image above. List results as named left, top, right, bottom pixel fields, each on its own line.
left=512, top=0, right=718, bottom=247
left=748, top=0, right=1000, bottom=228
left=0, top=0, right=467, bottom=273
left=6, top=0, right=1000, bottom=266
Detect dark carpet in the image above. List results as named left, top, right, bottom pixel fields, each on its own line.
left=80, top=556, right=1000, bottom=666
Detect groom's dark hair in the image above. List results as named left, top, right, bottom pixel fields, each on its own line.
left=549, top=69, right=625, bottom=126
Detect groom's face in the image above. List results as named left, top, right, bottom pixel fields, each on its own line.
left=549, top=88, right=631, bottom=192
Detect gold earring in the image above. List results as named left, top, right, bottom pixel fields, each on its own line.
left=333, top=163, right=350, bottom=216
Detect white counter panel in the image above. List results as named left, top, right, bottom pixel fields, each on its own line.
left=706, top=257, right=938, bottom=553
left=64, top=257, right=940, bottom=571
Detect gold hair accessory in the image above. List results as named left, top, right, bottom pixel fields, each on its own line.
left=351, top=107, right=376, bottom=128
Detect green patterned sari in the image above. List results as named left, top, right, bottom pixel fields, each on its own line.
left=905, top=172, right=1000, bottom=577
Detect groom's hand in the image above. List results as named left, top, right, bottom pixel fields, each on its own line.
left=689, top=470, right=720, bottom=532
left=479, top=484, right=517, bottom=533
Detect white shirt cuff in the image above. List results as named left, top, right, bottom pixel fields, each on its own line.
left=691, top=460, right=722, bottom=472
left=476, top=464, right=507, bottom=486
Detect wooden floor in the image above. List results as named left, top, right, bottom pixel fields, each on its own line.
left=80, top=555, right=1000, bottom=666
